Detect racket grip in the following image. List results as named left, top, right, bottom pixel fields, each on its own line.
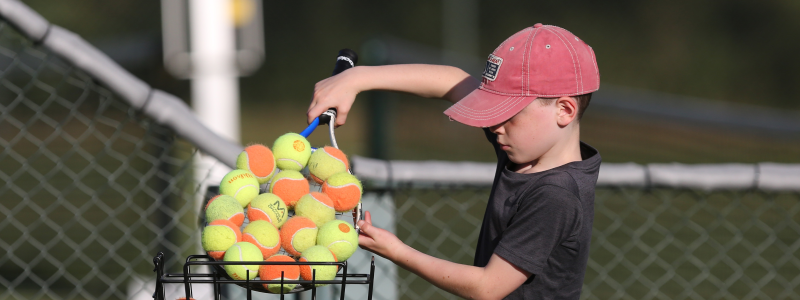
left=332, top=48, right=358, bottom=76
left=318, top=49, right=358, bottom=125
left=302, top=49, right=358, bottom=134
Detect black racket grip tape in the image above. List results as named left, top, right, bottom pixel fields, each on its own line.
left=332, top=49, right=358, bottom=76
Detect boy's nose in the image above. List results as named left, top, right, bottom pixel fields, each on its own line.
left=489, top=123, right=505, bottom=134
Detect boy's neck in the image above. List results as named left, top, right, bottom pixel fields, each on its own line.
left=511, top=126, right=582, bottom=174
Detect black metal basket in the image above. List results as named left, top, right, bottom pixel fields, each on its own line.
left=152, top=252, right=376, bottom=300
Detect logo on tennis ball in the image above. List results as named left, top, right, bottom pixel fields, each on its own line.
left=293, top=140, right=305, bottom=152
left=227, top=172, right=255, bottom=183
left=269, top=199, right=286, bottom=220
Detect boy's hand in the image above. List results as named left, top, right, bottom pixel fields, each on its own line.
left=357, top=211, right=404, bottom=261
left=308, top=67, right=362, bottom=127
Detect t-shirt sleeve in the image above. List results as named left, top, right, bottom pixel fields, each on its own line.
left=493, top=184, right=582, bottom=275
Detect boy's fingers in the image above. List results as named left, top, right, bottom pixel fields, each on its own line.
left=357, top=211, right=377, bottom=236
left=335, top=109, right=349, bottom=127
left=364, top=211, right=372, bottom=224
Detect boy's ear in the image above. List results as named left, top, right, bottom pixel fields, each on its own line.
left=556, top=96, right=578, bottom=127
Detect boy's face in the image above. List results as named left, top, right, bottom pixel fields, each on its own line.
left=488, top=99, right=563, bottom=167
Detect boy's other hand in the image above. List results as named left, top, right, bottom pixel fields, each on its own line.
left=308, top=67, right=361, bottom=127
left=357, top=211, right=404, bottom=260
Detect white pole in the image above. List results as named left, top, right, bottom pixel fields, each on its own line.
left=190, top=0, right=240, bottom=143
left=189, top=0, right=237, bottom=192
left=187, top=2, right=239, bottom=298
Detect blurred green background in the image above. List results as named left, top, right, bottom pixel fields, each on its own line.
left=23, top=0, right=800, bottom=164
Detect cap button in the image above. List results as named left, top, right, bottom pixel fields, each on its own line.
left=533, top=23, right=543, bottom=28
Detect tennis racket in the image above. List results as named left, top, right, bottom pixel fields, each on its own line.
left=301, top=48, right=363, bottom=232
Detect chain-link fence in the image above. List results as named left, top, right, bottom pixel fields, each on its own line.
left=0, top=21, right=214, bottom=300
left=369, top=187, right=800, bottom=300
left=3, top=1, right=800, bottom=299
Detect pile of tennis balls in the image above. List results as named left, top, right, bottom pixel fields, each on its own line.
left=201, top=132, right=363, bottom=293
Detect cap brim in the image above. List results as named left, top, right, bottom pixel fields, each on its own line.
left=443, top=88, right=537, bottom=128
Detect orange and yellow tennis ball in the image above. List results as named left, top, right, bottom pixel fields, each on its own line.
left=220, top=169, right=260, bottom=207
left=268, top=170, right=309, bottom=208
left=236, top=144, right=277, bottom=184
left=317, top=220, right=358, bottom=262
left=294, top=192, right=336, bottom=227
left=259, top=255, right=300, bottom=293
left=247, top=193, right=288, bottom=228
left=242, top=220, right=281, bottom=259
left=321, top=172, right=362, bottom=212
left=299, top=245, right=338, bottom=286
left=205, top=194, right=245, bottom=226
left=272, top=133, right=311, bottom=171
left=280, top=216, right=318, bottom=257
left=202, top=219, right=242, bottom=260
left=307, top=146, right=349, bottom=184
left=223, top=242, right=261, bottom=280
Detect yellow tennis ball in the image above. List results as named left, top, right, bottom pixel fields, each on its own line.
left=322, top=172, right=363, bottom=212
left=280, top=216, right=318, bottom=257
left=294, top=192, right=336, bottom=227
left=223, top=242, right=261, bottom=280
left=236, top=144, right=276, bottom=184
left=308, top=146, right=349, bottom=184
left=247, top=193, right=288, bottom=228
left=242, top=220, right=281, bottom=259
left=299, top=245, right=338, bottom=286
left=272, top=133, right=311, bottom=171
left=259, top=255, right=300, bottom=293
left=202, top=219, right=242, bottom=260
left=268, top=170, right=309, bottom=208
left=220, top=169, right=260, bottom=207
left=317, top=220, right=358, bottom=262
left=205, top=194, right=245, bottom=226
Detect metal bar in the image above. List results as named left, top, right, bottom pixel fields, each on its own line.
left=367, top=257, right=376, bottom=300
left=339, top=260, right=348, bottom=300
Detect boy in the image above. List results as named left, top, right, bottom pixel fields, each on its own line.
left=308, top=23, right=601, bottom=299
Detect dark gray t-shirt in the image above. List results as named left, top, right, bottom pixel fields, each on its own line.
left=474, top=129, right=601, bottom=299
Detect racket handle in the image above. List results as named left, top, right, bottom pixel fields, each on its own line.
left=301, top=49, right=359, bottom=136
left=320, top=49, right=359, bottom=124
left=332, top=48, right=358, bottom=76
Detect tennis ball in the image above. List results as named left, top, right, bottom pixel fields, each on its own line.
left=223, top=242, right=262, bottom=280
left=205, top=194, right=245, bottom=226
left=280, top=216, right=318, bottom=257
left=247, top=193, right=288, bottom=228
left=299, top=245, right=338, bottom=285
left=259, top=255, right=300, bottom=293
left=294, top=192, right=336, bottom=227
left=307, top=146, right=349, bottom=184
left=242, top=220, right=281, bottom=259
left=268, top=170, right=309, bottom=208
left=220, top=169, right=260, bottom=207
left=317, top=220, right=358, bottom=262
left=202, top=219, right=242, bottom=260
left=272, top=133, right=311, bottom=171
left=237, top=144, right=276, bottom=184
left=321, top=173, right=363, bottom=212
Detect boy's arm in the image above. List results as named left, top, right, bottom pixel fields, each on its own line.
left=308, top=64, right=479, bottom=126
left=358, top=212, right=531, bottom=300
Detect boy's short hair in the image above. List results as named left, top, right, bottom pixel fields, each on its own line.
left=537, top=93, right=593, bottom=121
left=444, top=24, right=599, bottom=128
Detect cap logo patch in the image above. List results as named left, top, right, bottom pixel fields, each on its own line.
left=483, top=54, right=503, bottom=81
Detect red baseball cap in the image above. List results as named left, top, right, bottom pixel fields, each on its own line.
left=444, top=23, right=600, bottom=127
